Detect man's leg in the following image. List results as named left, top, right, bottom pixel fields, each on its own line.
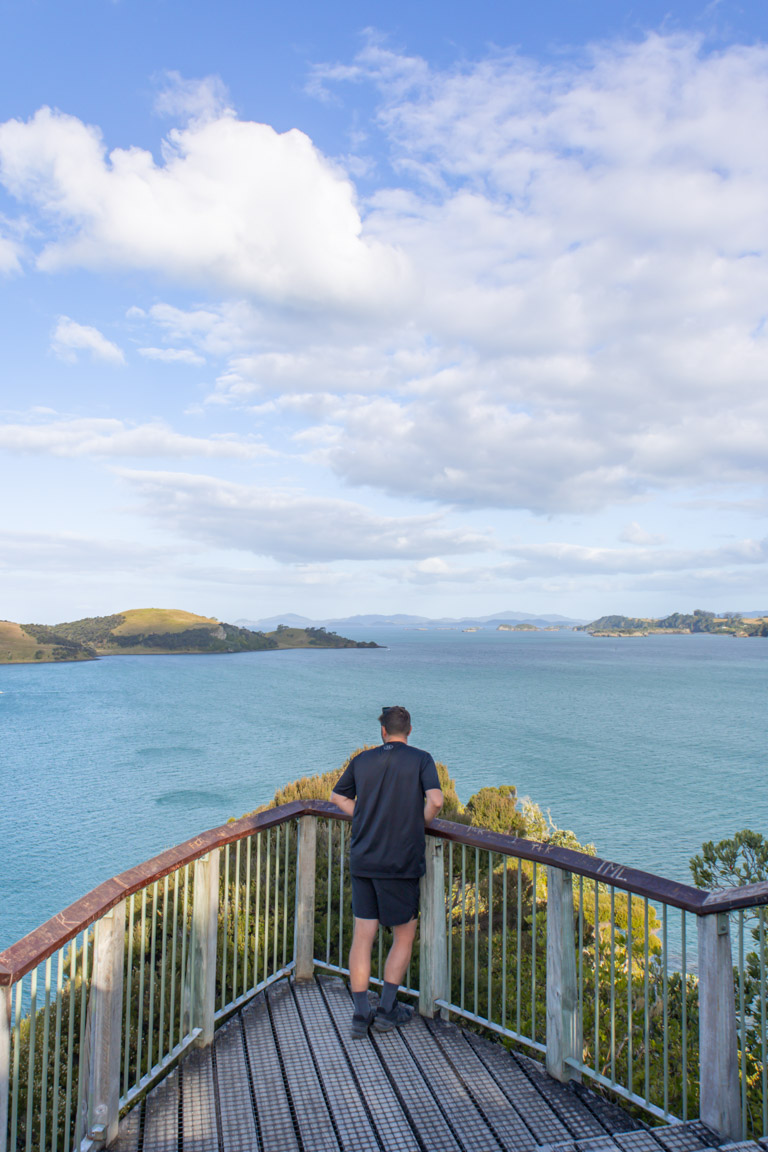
left=374, top=917, right=418, bottom=1026
left=349, top=917, right=379, bottom=992
left=383, top=918, right=418, bottom=988
left=348, top=917, right=378, bottom=1037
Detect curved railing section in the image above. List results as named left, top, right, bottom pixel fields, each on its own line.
left=1, top=801, right=766, bottom=1152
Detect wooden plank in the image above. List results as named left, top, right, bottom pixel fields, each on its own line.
left=396, top=1012, right=504, bottom=1150
left=464, top=1032, right=572, bottom=1146
left=88, top=900, right=126, bottom=1146
left=698, top=914, right=741, bottom=1141
left=570, top=1080, right=642, bottom=1134
left=181, top=1046, right=218, bottom=1152
left=424, top=1016, right=538, bottom=1151
left=316, top=978, right=420, bottom=1152
left=215, top=1016, right=258, bottom=1152
left=546, top=868, right=580, bottom=1084
left=109, top=1104, right=141, bottom=1152
left=241, top=994, right=299, bottom=1152
left=291, top=981, right=380, bottom=1152
left=419, top=838, right=449, bottom=1018
left=513, top=1052, right=607, bottom=1140
left=294, top=817, right=317, bottom=981
left=265, top=981, right=340, bottom=1152
left=142, top=1066, right=179, bottom=1152
left=650, top=1120, right=720, bottom=1152
left=615, top=1132, right=680, bottom=1152
left=366, top=1015, right=463, bottom=1152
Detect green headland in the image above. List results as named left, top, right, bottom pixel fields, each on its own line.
left=0, top=608, right=380, bottom=664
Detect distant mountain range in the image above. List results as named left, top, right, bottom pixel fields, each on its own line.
left=236, top=610, right=587, bottom=630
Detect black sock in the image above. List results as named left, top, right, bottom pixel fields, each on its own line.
left=380, top=981, right=398, bottom=1013
left=353, top=990, right=370, bottom=1017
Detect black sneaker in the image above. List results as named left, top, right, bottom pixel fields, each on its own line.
left=350, top=1009, right=375, bottom=1039
left=373, top=1002, right=413, bottom=1032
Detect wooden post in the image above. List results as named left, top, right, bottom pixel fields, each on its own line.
left=294, top=817, right=317, bottom=981
left=546, top=867, right=581, bottom=1082
left=0, top=984, right=10, bottom=1152
left=419, top=837, right=448, bottom=1018
left=87, top=900, right=126, bottom=1147
left=698, top=912, right=741, bottom=1140
left=188, top=850, right=220, bottom=1046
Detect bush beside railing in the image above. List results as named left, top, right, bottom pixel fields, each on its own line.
left=1, top=800, right=767, bottom=1152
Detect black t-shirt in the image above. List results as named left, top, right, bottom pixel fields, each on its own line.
left=333, top=742, right=441, bottom=878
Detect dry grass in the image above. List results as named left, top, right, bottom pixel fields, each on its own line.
left=109, top=608, right=219, bottom=636
left=0, top=621, right=75, bottom=663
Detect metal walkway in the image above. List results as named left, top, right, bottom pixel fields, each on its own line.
left=109, top=977, right=763, bottom=1152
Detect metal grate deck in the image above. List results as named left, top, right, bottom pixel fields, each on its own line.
left=108, top=976, right=746, bottom=1152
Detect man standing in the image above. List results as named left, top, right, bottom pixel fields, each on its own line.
left=330, top=706, right=444, bottom=1037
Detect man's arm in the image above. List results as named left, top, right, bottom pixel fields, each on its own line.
left=330, top=790, right=355, bottom=818
left=424, top=788, right=443, bottom=825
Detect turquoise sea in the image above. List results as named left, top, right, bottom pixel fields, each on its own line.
left=1, top=628, right=767, bottom=951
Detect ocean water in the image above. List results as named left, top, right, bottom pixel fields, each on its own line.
left=1, top=629, right=766, bottom=951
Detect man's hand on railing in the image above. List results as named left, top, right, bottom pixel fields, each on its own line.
left=424, top=789, right=443, bottom=825
left=330, top=790, right=356, bottom=818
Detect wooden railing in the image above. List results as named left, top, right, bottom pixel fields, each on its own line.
left=1, top=801, right=767, bottom=1151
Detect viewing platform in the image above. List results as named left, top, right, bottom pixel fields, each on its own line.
left=2, top=800, right=767, bottom=1152
left=113, top=975, right=759, bottom=1152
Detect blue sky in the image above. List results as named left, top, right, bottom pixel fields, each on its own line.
left=1, top=0, right=767, bottom=623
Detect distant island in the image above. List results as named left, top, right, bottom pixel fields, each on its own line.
left=497, top=622, right=564, bottom=632
left=577, top=609, right=768, bottom=638
left=0, top=609, right=381, bottom=664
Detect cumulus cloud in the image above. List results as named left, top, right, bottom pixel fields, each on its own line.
left=320, top=389, right=768, bottom=512
left=3, top=35, right=768, bottom=530
left=305, top=35, right=768, bottom=510
left=120, top=470, right=492, bottom=562
left=51, top=317, right=125, bottom=364
left=0, top=416, right=266, bottom=458
left=0, top=100, right=405, bottom=307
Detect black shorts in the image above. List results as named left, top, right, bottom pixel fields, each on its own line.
left=351, top=875, right=420, bottom=927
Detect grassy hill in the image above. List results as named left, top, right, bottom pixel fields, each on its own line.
left=0, top=620, right=95, bottom=663
left=18, top=609, right=278, bottom=658
left=1, top=611, right=381, bottom=664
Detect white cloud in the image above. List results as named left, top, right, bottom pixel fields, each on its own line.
left=120, top=469, right=493, bottom=562
left=0, top=416, right=266, bottom=458
left=400, top=538, right=768, bottom=584
left=3, top=35, right=768, bottom=530
left=154, top=72, right=232, bottom=123
left=0, top=529, right=171, bottom=574
left=500, top=538, right=768, bottom=578
left=0, top=232, right=22, bottom=274
left=138, top=347, right=206, bottom=366
left=620, top=522, right=668, bottom=545
left=0, top=101, right=406, bottom=307
left=51, top=317, right=125, bottom=364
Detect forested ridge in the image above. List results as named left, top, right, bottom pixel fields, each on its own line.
left=578, top=608, right=768, bottom=636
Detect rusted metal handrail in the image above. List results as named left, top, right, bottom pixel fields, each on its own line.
left=2, top=801, right=767, bottom=1151
left=4, top=802, right=768, bottom=987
